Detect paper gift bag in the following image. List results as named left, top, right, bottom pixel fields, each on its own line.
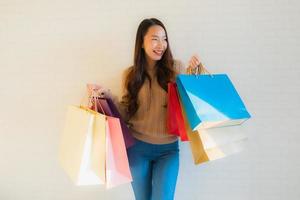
left=92, top=98, right=113, bottom=116
left=180, top=100, right=247, bottom=165
left=167, top=82, right=189, bottom=141
left=105, top=116, right=132, bottom=189
left=187, top=130, right=246, bottom=164
left=59, top=105, right=106, bottom=185
left=87, top=83, right=135, bottom=148
left=94, top=98, right=135, bottom=148
left=176, top=74, right=251, bottom=131
left=106, top=98, right=135, bottom=148
left=92, top=98, right=132, bottom=188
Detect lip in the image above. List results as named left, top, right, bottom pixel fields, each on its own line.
left=153, top=50, right=164, bottom=56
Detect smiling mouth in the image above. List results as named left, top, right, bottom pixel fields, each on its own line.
left=153, top=50, right=164, bottom=56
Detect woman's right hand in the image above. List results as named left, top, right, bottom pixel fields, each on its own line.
left=93, top=88, right=113, bottom=99
left=98, top=88, right=113, bottom=99
left=87, top=84, right=113, bottom=99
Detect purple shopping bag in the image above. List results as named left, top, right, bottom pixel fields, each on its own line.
left=93, top=98, right=135, bottom=149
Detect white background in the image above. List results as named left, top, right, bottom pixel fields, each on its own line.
left=1, top=0, right=299, bottom=199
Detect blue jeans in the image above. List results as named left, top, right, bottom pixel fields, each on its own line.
left=127, top=139, right=179, bottom=200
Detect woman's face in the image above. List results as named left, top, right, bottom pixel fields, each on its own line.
left=143, top=25, right=168, bottom=63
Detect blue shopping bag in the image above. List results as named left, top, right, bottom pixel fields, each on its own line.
left=176, top=74, right=251, bottom=131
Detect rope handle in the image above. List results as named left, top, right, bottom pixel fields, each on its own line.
left=80, top=89, right=106, bottom=115
left=188, top=62, right=214, bottom=78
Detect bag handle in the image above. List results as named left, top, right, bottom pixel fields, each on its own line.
left=80, top=89, right=106, bottom=115
left=91, top=95, right=106, bottom=115
left=188, top=62, right=214, bottom=78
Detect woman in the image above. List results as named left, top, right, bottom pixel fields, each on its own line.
left=99, top=18, right=203, bottom=200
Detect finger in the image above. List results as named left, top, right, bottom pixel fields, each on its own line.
left=193, top=55, right=201, bottom=65
left=193, top=57, right=200, bottom=66
left=191, top=60, right=197, bottom=68
left=193, top=54, right=200, bottom=61
left=194, top=59, right=200, bottom=67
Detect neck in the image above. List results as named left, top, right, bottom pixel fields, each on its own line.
left=146, top=63, right=156, bottom=78
left=145, top=56, right=157, bottom=71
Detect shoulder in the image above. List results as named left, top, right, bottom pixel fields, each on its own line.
left=173, top=59, right=186, bottom=74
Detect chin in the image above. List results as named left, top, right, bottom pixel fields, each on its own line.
left=151, top=55, right=162, bottom=61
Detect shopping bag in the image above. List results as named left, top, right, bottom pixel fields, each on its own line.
left=187, top=130, right=246, bottom=164
left=91, top=97, right=132, bottom=188
left=59, top=105, right=106, bottom=185
left=167, top=82, right=189, bottom=141
left=92, top=98, right=113, bottom=115
left=87, top=83, right=135, bottom=148
left=105, top=116, right=132, bottom=189
left=93, top=98, right=135, bottom=148
left=60, top=96, right=132, bottom=188
left=93, top=98, right=132, bottom=188
left=176, top=74, right=251, bottom=131
left=180, top=100, right=247, bottom=165
left=106, top=98, right=136, bottom=148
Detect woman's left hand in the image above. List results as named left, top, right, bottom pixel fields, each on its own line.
left=188, top=54, right=206, bottom=74
left=188, top=54, right=201, bottom=69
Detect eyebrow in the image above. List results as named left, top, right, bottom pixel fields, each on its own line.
left=151, top=35, right=167, bottom=38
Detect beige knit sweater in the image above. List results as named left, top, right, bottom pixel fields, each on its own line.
left=113, top=60, right=187, bottom=144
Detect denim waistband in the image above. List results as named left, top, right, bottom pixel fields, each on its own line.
left=131, top=138, right=179, bottom=154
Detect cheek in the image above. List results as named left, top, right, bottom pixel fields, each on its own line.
left=144, top=40, right=154, bottom=50
left=145, top=45, right=153, bottom=52
left=145, top=43, right=156, bottom=53
left=150, top=41, right=158, bottom=48
left=144, top=46, right=154, bottom=56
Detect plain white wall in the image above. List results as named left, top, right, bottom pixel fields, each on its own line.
left=1, top=0, right=299, bottom=199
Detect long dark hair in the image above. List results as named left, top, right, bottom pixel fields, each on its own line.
left=122, top=18, right=176, bottom=119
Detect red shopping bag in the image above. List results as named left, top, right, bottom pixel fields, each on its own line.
left=167, top=82, right=189, bottom=141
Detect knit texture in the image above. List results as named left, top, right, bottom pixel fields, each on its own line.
left=113, top=60, right=187, bottom=144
